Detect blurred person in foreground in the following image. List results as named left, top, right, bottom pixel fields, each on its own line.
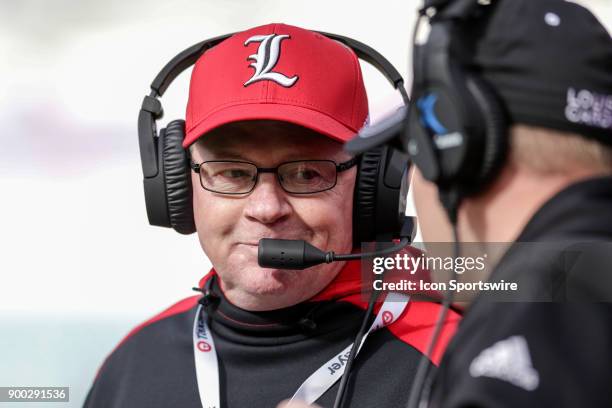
left=286, top=0, right=612, bottom=407
left=413, top=1, right=612, bottom=406
left=84, top=23, right=460, bottom=408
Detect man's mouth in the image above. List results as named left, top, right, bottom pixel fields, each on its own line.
left=236, top=237, right=306, bottom=247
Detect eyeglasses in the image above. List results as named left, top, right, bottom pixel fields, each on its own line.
left=189, top=158, right=359, bottom=195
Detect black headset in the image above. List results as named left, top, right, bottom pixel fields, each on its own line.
left=407, top=0, right=508, bottom=221
left=405, top=2, right=508, bottom=407
left=137, top=30, right=412, bottom=246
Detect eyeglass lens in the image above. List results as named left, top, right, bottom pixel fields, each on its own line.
left=197, top=160, right=338, bottom=194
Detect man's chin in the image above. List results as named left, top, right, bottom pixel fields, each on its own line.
left=217, top=262, right=338, bottom=310
left=249, top=267, right=300, bottom=291
left=223, top=264, right=298, bottom=294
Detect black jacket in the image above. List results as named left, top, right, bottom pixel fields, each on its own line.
left=431, top=176, right=612, bottom=407
left=85, top=259, right=460, bottom=407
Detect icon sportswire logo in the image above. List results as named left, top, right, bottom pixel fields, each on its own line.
left=243, top=34, right=299, bottom=87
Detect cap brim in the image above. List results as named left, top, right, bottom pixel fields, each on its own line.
left=344, top=107, right=407, bottom=154
left=183, top=103, right=358, bottom=148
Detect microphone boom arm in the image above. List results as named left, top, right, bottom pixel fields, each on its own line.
left=258, top=217, right=414, bottom=269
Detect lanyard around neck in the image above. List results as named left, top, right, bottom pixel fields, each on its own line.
left=192, top=292, right=410, bottom=408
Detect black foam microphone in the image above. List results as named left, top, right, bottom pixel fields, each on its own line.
left=258, top=239, right=329, bottom=269
left=258, top=217, right=415, bottom=269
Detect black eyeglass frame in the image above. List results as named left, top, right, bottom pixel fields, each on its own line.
left=189, top=157, right=360, bottom=195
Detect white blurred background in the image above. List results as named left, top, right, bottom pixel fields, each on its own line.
left=1, top=0, right=610, bottom=406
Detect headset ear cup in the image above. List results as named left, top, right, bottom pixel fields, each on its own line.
left=352, top=148, right=383, bottom=247
left=162, top=120, right=196, bottom=234
left=465, top=75, right=508, bottom=189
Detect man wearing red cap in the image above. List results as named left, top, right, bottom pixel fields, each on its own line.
left=84, top=23, right=459, bottom=408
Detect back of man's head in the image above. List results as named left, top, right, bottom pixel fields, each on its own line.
left=410, top=0, right=612, bottom=245
left=471, top=0, right=612, bottom=175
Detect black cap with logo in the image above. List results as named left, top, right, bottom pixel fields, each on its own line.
left=346, top=0, right=612, bottom=153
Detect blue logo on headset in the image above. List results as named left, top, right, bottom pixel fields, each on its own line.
left=417, top=93, right=448, bottom=135
left=417, top=93, right=464, bottom=150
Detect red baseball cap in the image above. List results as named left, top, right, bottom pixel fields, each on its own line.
left=183, top=23, right=369, bottom=148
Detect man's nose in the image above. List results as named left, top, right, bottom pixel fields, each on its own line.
left=243, top=173, right=292, bottom=224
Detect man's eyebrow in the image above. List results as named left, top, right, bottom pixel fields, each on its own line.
left=199, top=146, right=350, bottom=163
left=279, top=153, right=350, bottom=162
left=203, top=149, right=251, bottom=161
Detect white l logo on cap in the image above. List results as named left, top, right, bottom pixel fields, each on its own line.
left=244, top=34, right=299, bottom=87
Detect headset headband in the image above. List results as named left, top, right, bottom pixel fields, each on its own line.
left=421, top=0, right=489, bottom=20
left=137, top=29, right=412, bottom=236
left=138, top=31, right=410, bottom=180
